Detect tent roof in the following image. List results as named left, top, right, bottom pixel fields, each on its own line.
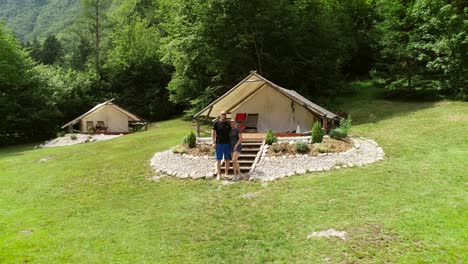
left=193, top=72, right=338, bottom=119
left=61, top=99, right=146, bottom=129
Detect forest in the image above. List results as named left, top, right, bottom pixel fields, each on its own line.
left=0, top=0, right=467, bottom=145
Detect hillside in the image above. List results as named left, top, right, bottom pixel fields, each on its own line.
left=0, top=82, right=466, bottom=263
left=0, top=0, right=80, bottom=41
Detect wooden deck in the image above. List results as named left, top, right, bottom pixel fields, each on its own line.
left=242, top=132, right=302, bottom=141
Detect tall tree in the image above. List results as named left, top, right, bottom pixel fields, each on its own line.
left=0, top=23, right=60, bottom=145
left=40, top=34, right=64, bottom=65
left=80, top=0, right=111, bottom=74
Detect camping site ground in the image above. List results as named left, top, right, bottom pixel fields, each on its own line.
left=0, top=82, right=467, bottom=263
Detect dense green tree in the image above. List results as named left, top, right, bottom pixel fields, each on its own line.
left=374, top=0, right=467, bottom=99
left=0, top=23, right=60, bottom=145
left=40, top=34, right=64, bottom=65
left=79, top=0, right=112, bottom=73
left=104, top=0, right=178, bottom=121
left=158, top=0, right=356, bottom=114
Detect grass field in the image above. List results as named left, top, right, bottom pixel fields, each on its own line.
left=1, top=82, right=467, bottom=263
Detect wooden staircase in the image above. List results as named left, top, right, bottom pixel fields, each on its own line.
left=222, top=139, right=264, bottom=175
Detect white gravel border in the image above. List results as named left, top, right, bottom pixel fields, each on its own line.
left=149, top=137, right=385, bottom=181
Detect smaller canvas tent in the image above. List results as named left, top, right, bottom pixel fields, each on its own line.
left=61, top=99, right=146, bottom=133
left=193, top=71, right=339, bottom=136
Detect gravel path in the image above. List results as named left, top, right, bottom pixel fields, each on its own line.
left=37, top=134, right=122, bottom=148
left=150, top=137, right=384, bottom=181
left=150, top=151, right=216, bottom=179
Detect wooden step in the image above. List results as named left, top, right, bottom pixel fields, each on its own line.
left=242, top=148, right=260, bottom=152
left=239, top=154, right=257, bottom=158
left=242, top=142, right=263, bottom=146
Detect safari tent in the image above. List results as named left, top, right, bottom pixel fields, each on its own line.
left=61, top=99, right=146, bottom=134
left=193, top=71, right=339, bottom=136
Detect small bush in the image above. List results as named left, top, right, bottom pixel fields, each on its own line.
left=295, top=142, right=309, bottom=154
left=56, top=131, right=65, bottom=138
left=331, top=116, right=352, bottom=139
left=172, top=145, right=187, bottom=154
left=70, top=134, right=78, bottom=140
left=316, top=144, right=330, bottom=153
left=187, top=131, right=196, bottom=148
left=265, top=129, right=277, bottom=145
left=271, top=143, right=289, bottom=153
left=312, top=122, right=323, bottom=143
left=330, top=128, right=347, bottom=139
left=339, top=116, right=352, bottom=133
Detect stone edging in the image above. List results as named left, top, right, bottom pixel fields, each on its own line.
left=150, top=137, right=385, bottom=182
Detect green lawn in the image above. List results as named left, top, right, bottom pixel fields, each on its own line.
left=1, top=83, right=467, bottom=263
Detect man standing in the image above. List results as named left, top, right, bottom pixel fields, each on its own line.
left=212, top=111, right=231, bottom=180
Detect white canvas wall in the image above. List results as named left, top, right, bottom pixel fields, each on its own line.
left=231, top=85, right=315, bottom=133
left=80, top=105, right=129, bottom=133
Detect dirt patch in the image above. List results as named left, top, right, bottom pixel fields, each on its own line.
left=307, top=229, right=347, bottom=240
left=268, top=138, right=353, bottom=157
left=342, top=223, right=402, bottom=262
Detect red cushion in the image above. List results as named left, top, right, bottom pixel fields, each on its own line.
left=235, top=113, right=247, bottom=121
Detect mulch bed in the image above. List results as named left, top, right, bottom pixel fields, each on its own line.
left=267, top=138, right=353, bottom=157
left=173, top=144, right=214, bottom=157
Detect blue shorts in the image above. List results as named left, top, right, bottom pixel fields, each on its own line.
left=215, top=144, right=231, bottom=160
left=232, top=144, right=243, bottom=153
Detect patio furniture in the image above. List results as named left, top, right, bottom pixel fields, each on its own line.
left=245, top=113, right=258, bottom=133
left=95, top=121, right=108, bottom=133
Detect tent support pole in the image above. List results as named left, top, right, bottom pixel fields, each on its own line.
left=205, top=106, right=213, bottom=121
left=322, top=116, right=328, bottom=134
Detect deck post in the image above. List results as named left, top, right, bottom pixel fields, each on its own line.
left=196, top=119, right=201, bottom=138
left=68, top=124, right=73, bottom=133
left=322, top=116, right=328, bottom=134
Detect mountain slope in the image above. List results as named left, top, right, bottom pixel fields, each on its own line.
left=0, top=0, right=80, bottom=41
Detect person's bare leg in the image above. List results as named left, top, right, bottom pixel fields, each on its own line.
left=232, top=152, right=240, bottom=177
left=224, top=160, right=230, bottom=177
left=216, top=160, right=222, bottom=180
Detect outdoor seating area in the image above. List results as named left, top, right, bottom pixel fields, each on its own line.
left=194, top=72, right=339, bottom=137
left=62, top=99, right=146, bottom=134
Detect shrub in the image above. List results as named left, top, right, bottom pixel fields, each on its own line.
left=56, top=131, right=65, bottom=138
left=172, top=145, right=187, bottom=154
left=265, top=129, right=277, bottom=145
left=187, top=131, right=196, bottom=148
left=316, top=144, right=330, bottom=153
left=312, top=122, right=323, bottom=143
left=271, top=143, right=289, bottom=153
left=330, top=128, right=347, bottom=139
left=330, top=116, right=352, bottom=139
left=339, top=116, right=352, bottom=133
left=295, top=142, right=309, bottom=154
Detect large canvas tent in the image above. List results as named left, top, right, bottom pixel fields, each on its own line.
left=61, top=99, right=146, bottom=133
left=194, top=71, right=339, bottom=136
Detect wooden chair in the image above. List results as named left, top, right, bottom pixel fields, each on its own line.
left=95, top=121, right=108, bottom=133
left=86, top=121, right=94, bottom=133
left=235, top=113, right=247, bottom=132
left=245, top=113, right=258, bottom=133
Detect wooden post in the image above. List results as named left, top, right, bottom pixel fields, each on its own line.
left=196, top=119, right=201, bottom=138
left=68, top=124, right=73, bottom=133
left=322, top=116, right=328, bottom=134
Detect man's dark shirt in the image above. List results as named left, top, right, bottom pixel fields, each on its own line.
left=213, top=120, right=231, bottom=144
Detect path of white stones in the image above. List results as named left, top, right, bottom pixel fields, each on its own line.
left=150, top=137, right=385, bottom=182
